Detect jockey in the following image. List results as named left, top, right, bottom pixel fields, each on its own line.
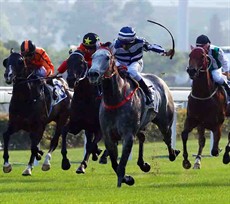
left=20, top=40, right=54, bottom=77
left=56, top=32, right=101, bottom=74
left=112, top=26, right=174, bottom=105
left=196, top=34, right=230, bottom=96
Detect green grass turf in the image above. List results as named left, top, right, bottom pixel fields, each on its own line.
left=0, top=138, right=230, bottom=204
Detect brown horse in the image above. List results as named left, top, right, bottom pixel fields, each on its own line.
left=2, top=50, right=71, bottom=175
left=182, top=46, right=230, bottom=169
left=88, top=48, right=179, bottom=187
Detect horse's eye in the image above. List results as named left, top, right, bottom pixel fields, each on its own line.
left=106, top=56, right=110, bottom=61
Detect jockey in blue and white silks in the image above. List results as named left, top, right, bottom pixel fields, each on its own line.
left=196, top=34, right=230, bottom=96
left=112, top=26, right=173, bottom=105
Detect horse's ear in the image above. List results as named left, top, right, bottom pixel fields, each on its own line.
left=190, top=45, right=195, bottom=50
left=10, top=48, right=14, bottom=54
left=3, top=58, right=8, bottom=68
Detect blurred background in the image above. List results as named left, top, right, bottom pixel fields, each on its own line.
left=0, top=0, right=230, bottom=86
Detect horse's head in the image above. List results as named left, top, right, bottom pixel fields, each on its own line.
left=187, top=47, right=209, bottom=79
left=3, top=50, right=25, bottom=84
left=88, top=48, right=114, bottom=85
left=66, top=50, right=88, bottom=88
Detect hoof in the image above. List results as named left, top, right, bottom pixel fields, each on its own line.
left=193, top=163, right=201, bottom=169
left=22, top=168, right=32, bottom=176
left=36, top=154, right=42, bottom=161
left=76, top=165, right=85, bottom=174
left=99, top=156, right=107, bottom=164
left=62, top=158, right=71, bottom=170
left=169, top=149, right=180, bottom=161
left=92, top=153, right=98, bottom=161
left=41, top=164, right=51, bottom=171
left=3, top=164, right=12, bottom=173
left=121, top=175, right=135, bottom=186
left=223, top=153, right=230, bottom=164
left=211, top=149, right=219, bottom=157
left=183, top=160, right=192, bottom=169
left=38, top=150, right=44, bottom=156
left=139, top=162, right=151, bottom=172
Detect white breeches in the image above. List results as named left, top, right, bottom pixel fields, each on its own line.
left=211, top=68, right=227, bottom=84
left=116, top=59, right=143, bottom=81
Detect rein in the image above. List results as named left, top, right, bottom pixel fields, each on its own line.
left=190, top=53, right=217, bottom=100
left=101, top=51, right=139, bottom=110
left=190, top=87, right=218, bottom=100
left=102, top=86, right=139, bottom=110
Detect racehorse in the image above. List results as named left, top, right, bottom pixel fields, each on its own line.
left=61, top=50, right=108, bottom=174
left=182, top=46, right=230, bottom=169
left=87, top=48, right=180, bottom=187
left=2, top=49, right=71, bottom=175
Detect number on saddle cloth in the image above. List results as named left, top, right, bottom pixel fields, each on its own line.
left=52, top=78, right=67, bottom=104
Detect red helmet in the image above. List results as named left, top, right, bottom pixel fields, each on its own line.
left=20, top=40, right=36, bottom=56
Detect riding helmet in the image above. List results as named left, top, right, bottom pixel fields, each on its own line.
left=118, top=26, right=136, bottom=44
left=82, top=33, right=100, bottom=49
left=196, top=35, right=211, bottom=46
left=20, top=40, right=36, bottom=56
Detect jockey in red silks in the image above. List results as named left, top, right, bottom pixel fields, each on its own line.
left=57, top=32, right=102, bottom=74
left=20, top=40, right=54, bottom=77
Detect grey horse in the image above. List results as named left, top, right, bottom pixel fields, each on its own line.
left=87, top=48, right=180, bottom=187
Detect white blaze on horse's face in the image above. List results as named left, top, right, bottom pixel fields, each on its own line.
left=88, top=49, right=111, bottom=84
left=5, top=65, right=13, bottom=84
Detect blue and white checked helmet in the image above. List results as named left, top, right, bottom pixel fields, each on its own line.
left=118, top=26, right=136, bottom=44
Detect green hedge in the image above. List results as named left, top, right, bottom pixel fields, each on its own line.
left=1, top=109, right=229, bottom=150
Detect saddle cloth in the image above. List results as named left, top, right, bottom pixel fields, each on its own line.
left=52, top=78, right=67, bottom=105
left=147, top=87, right=160, bottom=113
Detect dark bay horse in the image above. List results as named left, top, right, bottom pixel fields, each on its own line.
left=87, top=48, right=180, bottom=187
left=2, top=50, right=71, bottom=175
left=182, top=46, right=230, bottom=169
left=61, top=50, right=108, bottom=174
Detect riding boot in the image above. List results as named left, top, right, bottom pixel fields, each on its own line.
left=138, top=79, right=153, bottom=105
left=222, top=81, right=230, bottom=97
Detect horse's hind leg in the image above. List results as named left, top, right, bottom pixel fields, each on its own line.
left=161, top=127, right=180, bottom=161
left=42, top=123, right=62, bottom=171
left=136, top=131, right=150, bottom=172
left=211, top=127, right=222, bottom=157
left=61, top=124, right=71, bottom=170
left=3, top=125, right=16, bottom=173
left=223, top=132, right=230, bottom=164
left=193, top=126, right=205, bottom=169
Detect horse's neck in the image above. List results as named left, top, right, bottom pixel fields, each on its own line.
left=74, top=78, right=98, bottom=100
left=102, top=74, right=126, bottom=104
left=192, top=72, right=216, bottom=96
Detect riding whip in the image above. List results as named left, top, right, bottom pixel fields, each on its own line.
left=147, top=20, right=175, bottom=59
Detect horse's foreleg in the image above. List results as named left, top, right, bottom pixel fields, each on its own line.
left=136, top=131, right=150, bottom=172
left=3, top=126, right=15, bottom=173
left=181, top=129, right=192, bottom=169
left=61, top=125, right=71, bottom=170
left=223, top=132, right=230, bottom=164
left=117, top=134, right=135, bottom=187
left=89, top=130, right=102, bottom=161
left=76, top=130, right=94, bottom=174
left=193, top=127, right=205, bottom=169
left=104, top=139, right=119, bottom=182
left=24, top=132, right=43, bottom=176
